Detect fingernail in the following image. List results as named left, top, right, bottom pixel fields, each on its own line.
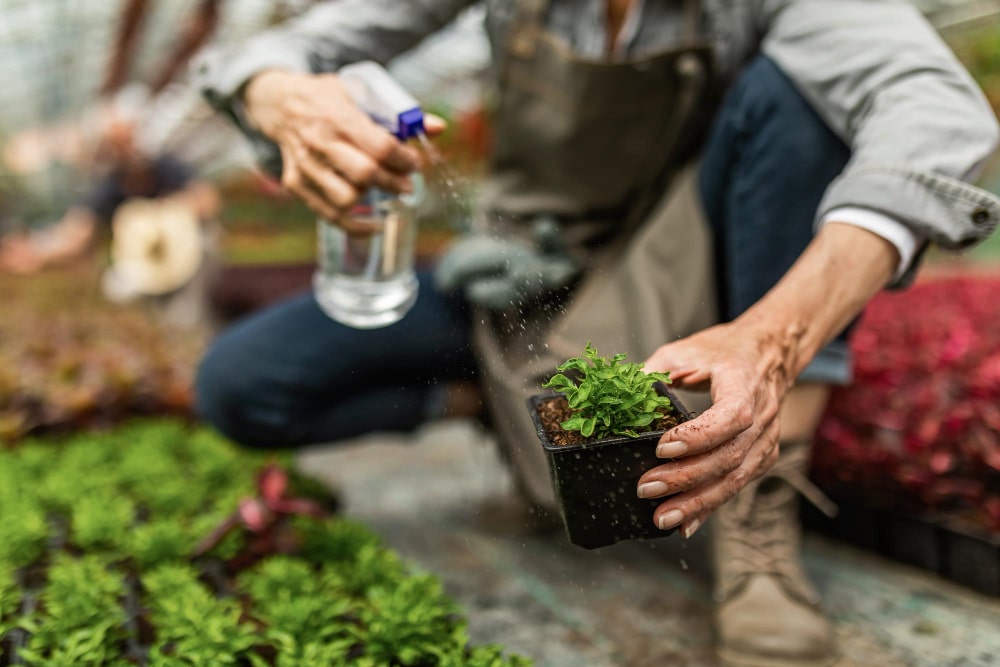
left=637, top=481, right=668, bottom=498
left=656, top=440, right=687, bottom=458
left=681, top=518, right=702, bottom=539
left=657, top=509, right=684, bottom=530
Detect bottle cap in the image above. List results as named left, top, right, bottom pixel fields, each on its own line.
left=340, top=61, right=425, bottom=140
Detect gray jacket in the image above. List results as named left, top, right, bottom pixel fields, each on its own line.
left=195, top=0, right=1000, bottom=278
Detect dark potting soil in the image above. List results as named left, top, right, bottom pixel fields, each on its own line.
left=537, top=396, right=680, bottom=446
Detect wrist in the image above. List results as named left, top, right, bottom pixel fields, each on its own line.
left=732, top=313, right=808, bottom=391
left=730, top=224, right=896, bottom=386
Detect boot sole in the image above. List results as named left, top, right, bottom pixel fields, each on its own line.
left=717, top=647, right=837, bottom=667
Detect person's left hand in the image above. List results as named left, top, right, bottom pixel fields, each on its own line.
left=637, top=320, right=798, bottom=538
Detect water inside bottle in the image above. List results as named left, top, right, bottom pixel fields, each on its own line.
left=314, top=130, right=470, bottom=329
left=314, top=185, right=419, bottom=329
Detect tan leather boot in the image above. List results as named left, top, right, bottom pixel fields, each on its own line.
left=713, top=444, right=839, bottom=667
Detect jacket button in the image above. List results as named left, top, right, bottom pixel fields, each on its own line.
left=972, top=208, right=991, bottom=225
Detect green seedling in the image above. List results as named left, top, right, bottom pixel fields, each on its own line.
left=126, top=518, right=198, bottom=568
left=248, top=637, right=357, bottom=667
left=19, top=555, right=127, bottom=666
left=438, top=645, right=534, bottom=667
left=0, top=563, right=19, bottom=638
left=143, top=563, right=258, bottom=666
left=295, top=516, right=380, bottom=563
left=361, top=574, right=464, bottom=666
left=543, top=342, right=673, bottom=439
left=238, top=557, right=356, bottom=648
left=334, top=543, right=407, bottom=596
left=0, top=499, right=49, bottom=569
left=71, top=494, right=135, bottom=552
left=19, top=625, right=131, bottom=667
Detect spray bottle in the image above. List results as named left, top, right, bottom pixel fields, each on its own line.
left=313, top=61, right=425, bottom=329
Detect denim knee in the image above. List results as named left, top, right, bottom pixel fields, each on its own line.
left=195, top=337, right=303, bottom=449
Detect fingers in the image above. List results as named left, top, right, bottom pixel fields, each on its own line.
left=655, top=369, right=766, bottom=458
left=287, top=121, right=422, bottom=227
left=297, top=153, right=360, bottom=210
left=341, top=115, right=422, bottom=174
left=281, top=146, right=381, bottom=235
left=423, top=113, right=448, bottom=136
left=307, top=139, right=414, bottom=194
left=288, top=173, right=344, bottom=224
left=650, top=434, right=781, bottom=538
left=637, top=418, right=778, bottom=499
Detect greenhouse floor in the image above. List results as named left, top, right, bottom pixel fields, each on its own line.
left=298, top=420, right=1000, bottom=667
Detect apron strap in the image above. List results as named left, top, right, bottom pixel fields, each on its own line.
left=508, top=0, right=550, bottom=57
left=682, top=0, right=703, bottom=44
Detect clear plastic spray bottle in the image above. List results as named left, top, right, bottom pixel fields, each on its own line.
left=313, top=61, right=425, bottom=329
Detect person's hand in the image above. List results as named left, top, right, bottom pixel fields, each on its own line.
left=243, top=70, right=445, bottom=233
left=637, top=321, right=797, bottom=538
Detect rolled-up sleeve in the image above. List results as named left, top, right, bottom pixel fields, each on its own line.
left=756, top=0, right=1000, bottom=285
left=193, top=0, right=473, bottom=176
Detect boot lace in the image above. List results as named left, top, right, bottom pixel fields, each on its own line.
left=715, top=445, right=837, bottom=604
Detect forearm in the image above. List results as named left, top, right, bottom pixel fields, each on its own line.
left=640, top=213, right=898, bottom=530
left=736, top=222, right=897, bottom=387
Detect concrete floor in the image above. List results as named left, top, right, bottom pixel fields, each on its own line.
left=298, top=420, right=1000, bottom=667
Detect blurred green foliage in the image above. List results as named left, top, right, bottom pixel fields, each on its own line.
left=0, top=420, right=530, bottom=666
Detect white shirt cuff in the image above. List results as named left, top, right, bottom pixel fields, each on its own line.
left=821, top=207, right=923, bottom=283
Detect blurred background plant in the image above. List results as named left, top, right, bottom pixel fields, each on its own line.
left=0, top=421, right=530, bottom=665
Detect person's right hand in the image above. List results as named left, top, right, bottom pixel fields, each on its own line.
left=243, top=70, right=444, bottom=233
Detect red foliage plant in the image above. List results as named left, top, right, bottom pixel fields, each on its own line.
left=814, top=276, right=1000, bottom=532
left=194, top=464, right=326, bottom=563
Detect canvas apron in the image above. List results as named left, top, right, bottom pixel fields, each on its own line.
left=475, top=0, right=720, bottom=509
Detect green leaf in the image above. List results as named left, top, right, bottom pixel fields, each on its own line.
left=560, top=416, right=587, bottom=432
left=541, top=343, right=677, bottom=440
left=624, top=413, right=657, bottom=428
left=542, top=374, right=575, bottom=391
left=555, top=358, right=589, bottom=374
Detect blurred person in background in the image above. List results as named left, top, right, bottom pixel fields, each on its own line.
left=193, top=1, right=1000, bottom=664
left=0, top=120, right=219, bottom=275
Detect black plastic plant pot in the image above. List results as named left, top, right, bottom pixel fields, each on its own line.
left=527, top=389, right=694, bottom=550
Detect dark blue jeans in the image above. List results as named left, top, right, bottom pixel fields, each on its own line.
left=699, top=56, right=852, bottom=383
left=196, top=55, right=851, bottom=449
